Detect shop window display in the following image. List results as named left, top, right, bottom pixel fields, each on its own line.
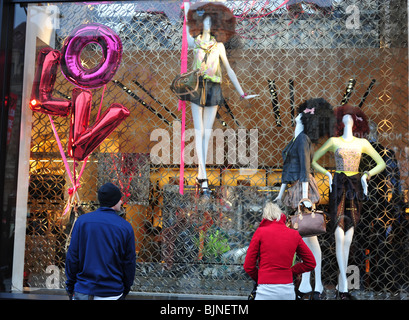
left=9, top=1, right=409, bottom=299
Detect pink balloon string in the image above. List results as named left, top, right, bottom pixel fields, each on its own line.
left=49, top=114, right=74, bottom=186
left=178, top=6, right=189, bottom=195
left=48, top=114, right=87, bottom=216
left=96, top=84, right=106, bottom=121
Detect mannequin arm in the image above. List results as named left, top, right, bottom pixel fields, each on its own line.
left=276, top=183, right=287, bottom=201
left=218, top=43, right=258, bottom=99
left=361, top=176, right=368, bottom=196
left=362, top=139, right=386, bottom=178
left=301, top=181, right=309, bottom=199
left=312, top=138, right=334, bottom=192
left=325, top=172, right=333, bottom=193
left=302, top=181, right=312, bottom=208
left=183, top=2, right=195, bottom=47
left=311, top=138, right=333, bottom=175
left=218, top=43, right=244, bottom=95
left=360, top=139, right=386, bottom=196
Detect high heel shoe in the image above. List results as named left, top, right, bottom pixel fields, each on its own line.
left=201, top=179, right=212, bottom=198
left=312, top=291, right=324, bottom=300
left=196, top=178, right=207, bottom=186
left=202, top=187, right=211, bottom=198
left=336, top=290, right=354, bottom=300
left=295, top=288, right=312, bottom=300
left=195, top=178, right=202, bottom=196
left=338, top=291, right=354, bottom=300
left=195, top=178, right=211, bottom=197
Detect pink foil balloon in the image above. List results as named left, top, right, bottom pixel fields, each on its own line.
left=60, top=23, right=123, bottom=89
left=30, top=47, right=72, bottom=117
left=68, top=88, right=130, bottom=161
left=68, top=88, right=92, bottom=159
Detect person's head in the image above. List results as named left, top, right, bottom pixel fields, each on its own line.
left=98, top=182, right=123, bottom=211
left=262, top=202, right=283, bottom=222
left=334, top=103, right=369, bottom=137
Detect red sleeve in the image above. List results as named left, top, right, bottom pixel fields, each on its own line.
left=243, top=230, right=260, bottom=282
left=291, top=237, right=316, bottom=275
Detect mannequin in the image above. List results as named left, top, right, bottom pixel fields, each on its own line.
left=184, top=2, right=257, bottom=196
left=276, top=98, right=334, bottom=300
left=312, top=104, right=386, bottom=300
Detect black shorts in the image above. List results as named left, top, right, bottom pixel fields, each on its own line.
left=190, top=77, right=224, bottom=107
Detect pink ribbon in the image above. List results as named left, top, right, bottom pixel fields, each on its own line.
left=178, top=2, right=189, bottom=195
left=68, top=184, right=81, bottom=195
left=49, top=114, right=88, bottom=216
left=48, top=116, right=88, bottom=217
left=304, top=107, right=315, bottom=114
left=48, top=114, right=75, bottom=188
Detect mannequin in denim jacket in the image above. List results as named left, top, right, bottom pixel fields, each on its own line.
left=276, top=98, right=334, bottom=300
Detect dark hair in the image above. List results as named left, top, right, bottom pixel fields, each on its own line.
left=187, top=2, right=236, bottom=43
left=334, top=104, right=369, bottom=137
left=297, top=98, right=335, bottom=143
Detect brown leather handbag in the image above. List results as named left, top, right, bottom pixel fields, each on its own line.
left=290, top=198, right=327, bottom=238
left=170, top=53, right=208, bottom=102
left=170, top=69, right=201, bottom=101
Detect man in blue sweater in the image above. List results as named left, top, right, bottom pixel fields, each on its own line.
left=65, top=183, right=136, bottom=300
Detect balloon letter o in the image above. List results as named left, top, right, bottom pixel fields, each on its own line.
left=60, top=23, right=123, bottom=89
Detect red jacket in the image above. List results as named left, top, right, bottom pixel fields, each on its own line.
left=243, top=214, right=316, bottom=284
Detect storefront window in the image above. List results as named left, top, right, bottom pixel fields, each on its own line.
left=0, top=3, right=27, bottom=293
left=8, top=1, right=409, bottom=299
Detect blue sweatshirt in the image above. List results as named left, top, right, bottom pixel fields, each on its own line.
left=65, top=207, right=136, bottom=297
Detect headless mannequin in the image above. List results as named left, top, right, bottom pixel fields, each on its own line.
left=335, top=115, right=357, bottom=294
left=312, top=114, right=385, bottom=295
left=276, top=114, right=323, bottom=297
left=327, top=115, right=365, bottom=294
left=184, top=4, right=257, bottom=194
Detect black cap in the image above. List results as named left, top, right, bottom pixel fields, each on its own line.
left=98, top=183, right=122, bottom=207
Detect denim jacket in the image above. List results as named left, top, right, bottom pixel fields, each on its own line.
left=281, top=132, right=313, bottom=184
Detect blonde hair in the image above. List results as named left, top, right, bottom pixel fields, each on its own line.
left=262, top=202, right=283, bottom=222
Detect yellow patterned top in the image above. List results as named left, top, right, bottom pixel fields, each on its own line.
left=312, top=136, right=386, bottom=177
left=192, top=35, right=222, bottom=83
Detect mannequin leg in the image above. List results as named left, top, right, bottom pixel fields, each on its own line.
left=335, top=226, right=354, bottom=293
left=299, top=236, right=323, bottom=295
left=191, top=103, right=218, bottom=189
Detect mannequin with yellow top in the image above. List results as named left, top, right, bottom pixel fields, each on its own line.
left=184, top=2, right=257, bottom=196
left=312, top=104, right=386, bottom=300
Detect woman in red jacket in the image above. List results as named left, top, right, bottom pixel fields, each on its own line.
left=244, top=202, right=316, bottom=300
